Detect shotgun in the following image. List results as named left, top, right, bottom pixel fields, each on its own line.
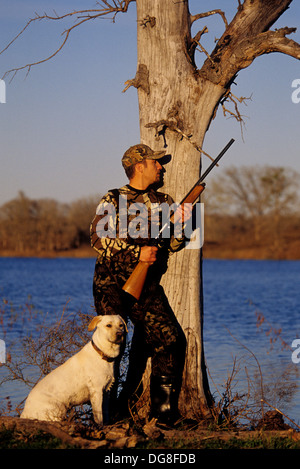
left=122, top=138, right=235, bottom=300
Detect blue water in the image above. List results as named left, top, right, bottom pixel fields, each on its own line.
left=1, top=257, right=300, bottom=424
left=203, top=259, right=300, bottom=354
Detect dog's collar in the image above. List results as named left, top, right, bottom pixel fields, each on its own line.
left=91, top=340, right=115, bottom=362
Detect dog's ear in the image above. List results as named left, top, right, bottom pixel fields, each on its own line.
left=119, top=316, right=128, bottom=333
left=88, top=315, right=102, bottom=331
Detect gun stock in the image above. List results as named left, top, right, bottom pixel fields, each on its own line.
left=171, top=183, right=206, bottom=225
left=122, top=261, right=151, bottom=300
left=122, top=138, right=235, bottom=301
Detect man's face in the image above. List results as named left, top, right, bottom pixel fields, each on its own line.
left=143, top=159, right=163, bottom=186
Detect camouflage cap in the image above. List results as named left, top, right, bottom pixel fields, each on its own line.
left=122, top=144, right=166, bottom=169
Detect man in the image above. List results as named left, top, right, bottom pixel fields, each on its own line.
left=90, top=144, right=191, bottom=425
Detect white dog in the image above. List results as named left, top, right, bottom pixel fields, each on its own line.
left=21, top=315, right=125, bottom=425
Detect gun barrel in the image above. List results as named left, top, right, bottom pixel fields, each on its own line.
left=200, top=138, right=235, bottom=182
left=178, top=139, right=235, bottom=206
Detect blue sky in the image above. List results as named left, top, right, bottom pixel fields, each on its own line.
left=0, top=0, right=299, bottom=206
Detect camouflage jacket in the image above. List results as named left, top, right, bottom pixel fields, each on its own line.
left=90, top=184, right=186, bottom=283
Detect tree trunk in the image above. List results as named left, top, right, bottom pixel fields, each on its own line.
left=134, top=0, right=225, bottom=419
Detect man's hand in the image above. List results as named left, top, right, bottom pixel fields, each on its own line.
left=139, top=245, right=158, bottom=264
left=173, top=203, right=193, bottom=225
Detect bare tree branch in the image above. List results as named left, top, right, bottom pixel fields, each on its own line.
left=190, top=9, right=228, bottom=28
left=242, top=27, right=300, bottom=61
left=199, top=0, right=300, bottom=87
left=220, top=91, right=252, bottom=140
left=219, top=27, right=300, bottom=86
left=188, top=9, right=228, bottom=66
left=1, top=0, right=135, bottom=80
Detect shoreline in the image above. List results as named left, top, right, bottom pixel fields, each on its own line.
left=1, top=243, right=300, bottom=261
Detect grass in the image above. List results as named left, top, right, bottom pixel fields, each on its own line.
left=137, top=434, right=300, bottom=450
left=0, top=426, right=76, bottom=449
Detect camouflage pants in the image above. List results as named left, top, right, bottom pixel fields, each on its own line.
left=93, top=261, right=186, bottom=378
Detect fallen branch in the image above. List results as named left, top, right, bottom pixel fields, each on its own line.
left=0, top=416, right=91, bottom=448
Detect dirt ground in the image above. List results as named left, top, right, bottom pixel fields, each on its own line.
left=1, top=411, right=300, bottom=450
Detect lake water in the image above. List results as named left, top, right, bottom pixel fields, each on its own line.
left=1, top=257, right=300, bottom=426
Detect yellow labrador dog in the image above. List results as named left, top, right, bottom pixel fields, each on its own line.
left=21, top=315, right=125, bottom=425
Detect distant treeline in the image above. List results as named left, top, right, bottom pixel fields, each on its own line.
left=202, top=165, right=300, bottom=259
left=0, top=191, right=100, bottom=255
left=1, top=166, right=300, bottom=259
